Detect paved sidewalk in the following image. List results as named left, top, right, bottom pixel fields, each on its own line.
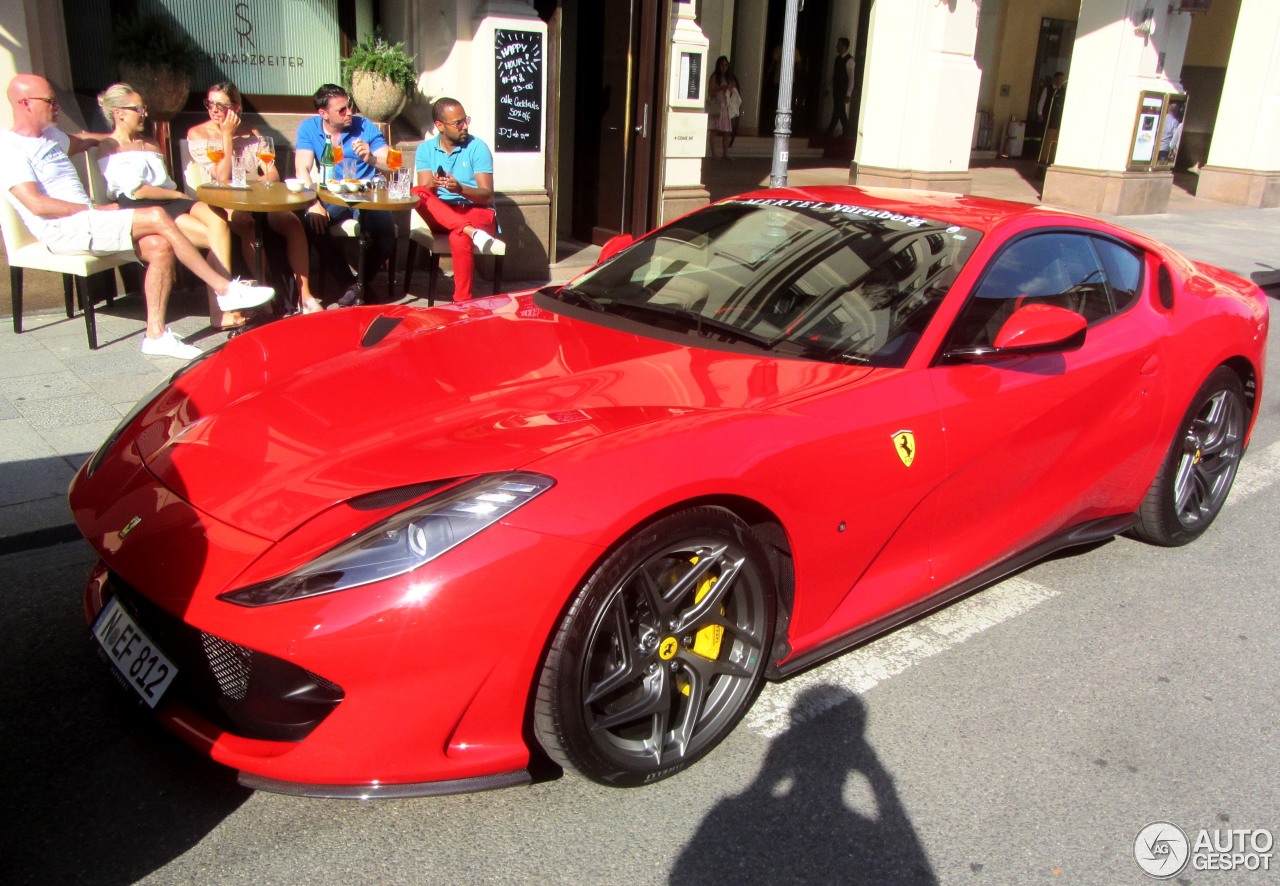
left=2, top=162, right=1277, bottom=555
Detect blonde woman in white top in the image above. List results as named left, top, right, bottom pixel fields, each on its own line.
left=97, top=84, right=245, bottom=331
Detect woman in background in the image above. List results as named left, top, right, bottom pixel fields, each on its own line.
left=707, top=56, right=741, bottom=161
left=96, top=83, right=244, bottom=330
left=187, top=81, right=321, bottom=313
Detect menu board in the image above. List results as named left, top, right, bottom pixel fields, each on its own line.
left=495, top=29, right=544, bottom=153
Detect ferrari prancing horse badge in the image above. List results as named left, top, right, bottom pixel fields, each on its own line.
left=893, top=431, right=916, bottom=467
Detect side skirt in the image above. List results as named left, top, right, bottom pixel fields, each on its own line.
left=238, top=768, right=532, bottom=799
left=766, top=513, right=1135, bottom=681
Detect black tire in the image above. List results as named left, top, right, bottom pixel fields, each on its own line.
left=534, top=507, right=776, bottom=786
left=1131, top=367, right=1246, bottom=546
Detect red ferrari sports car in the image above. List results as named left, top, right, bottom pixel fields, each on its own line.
left=71, top=187, right=1268, bottom=798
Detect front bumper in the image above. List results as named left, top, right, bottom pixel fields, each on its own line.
left=82, top=520, right=605, bottom=796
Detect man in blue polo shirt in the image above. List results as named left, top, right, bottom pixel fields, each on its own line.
left=295, top=84, right=396, bottom=305
left=412, top=97, right=499, bottom=301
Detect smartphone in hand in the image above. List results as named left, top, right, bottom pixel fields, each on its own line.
left=436, top=165, right=445, bottom=177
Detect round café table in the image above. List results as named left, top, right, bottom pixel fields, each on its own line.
left=316, top=185, right=418, bottom=304
left=196, top=181, right=317, bottom=312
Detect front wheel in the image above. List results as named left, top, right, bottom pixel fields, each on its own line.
left=1132, top=367, right=1247, bottom=546
left=534, top=507, right=776, bottom=786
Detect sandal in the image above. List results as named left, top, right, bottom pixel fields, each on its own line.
left=301, top=298, right=323, bottom=314
left=213, top=318, right=250, bottom=332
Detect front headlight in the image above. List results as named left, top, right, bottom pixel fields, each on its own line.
left=220, top=473, right=555, bottom=607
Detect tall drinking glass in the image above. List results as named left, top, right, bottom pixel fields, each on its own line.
left=231, top=150, right=247, bottom=188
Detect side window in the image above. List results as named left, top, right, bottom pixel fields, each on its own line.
left=945, top=232, right=1115, bottom=351
left=1091, top=237, right=1143, bottom=313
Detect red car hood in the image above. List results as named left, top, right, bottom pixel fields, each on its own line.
left=137, top=295, right=865, bottom=539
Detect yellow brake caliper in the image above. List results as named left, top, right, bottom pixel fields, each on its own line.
left=678, top=556, right=725, bottom=696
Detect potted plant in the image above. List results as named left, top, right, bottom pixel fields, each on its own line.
left=342, top=31, right=418, bottom=124
left=111, top=12, right=202, bottom=123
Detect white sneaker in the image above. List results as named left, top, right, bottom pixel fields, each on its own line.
left=141, top=329, right=202, bottom=360
left=470, top=229, right=497, bottom=255
left=217, top=278, right=275, bottom=311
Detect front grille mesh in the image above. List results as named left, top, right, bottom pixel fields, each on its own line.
left=200, top=633, right=252, bottom=700
left=102, top=576, right=344, bottom=741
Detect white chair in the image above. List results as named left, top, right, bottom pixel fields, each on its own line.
left=179, top=138, right=204, bottom=197
left=1, top=191, right=140, bottom=351
left=402, top=208, right=505, bottom=304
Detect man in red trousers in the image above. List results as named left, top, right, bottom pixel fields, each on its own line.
left=411, top=97, right=499, bottom=301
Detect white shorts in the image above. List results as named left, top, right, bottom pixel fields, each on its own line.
left=43, top=208, right=137, bottom=257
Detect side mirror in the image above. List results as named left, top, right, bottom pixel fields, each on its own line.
left=992, top=303, right=1086, bottom=353
left=597, top=233, right=635, bottom=265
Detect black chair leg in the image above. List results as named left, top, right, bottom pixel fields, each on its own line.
left=386, top=238, right=398, bottom=303
left=493, top=255, right=505, bottom=295
left=62, top=274, right=75, bottom=318
left=76, top=276, right=99, bottom=350
left=10, top=266, right=23, bottom=334
left=428, top=254, right=441, bottom=306
left=403, top=240, right=419, bottom=300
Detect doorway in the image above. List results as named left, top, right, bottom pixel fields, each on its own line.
left=756, top=0, right=831, bottom=137
left=547, top=0, right=665, bottom=250
left=1023, top=17, right=1077, bottom=160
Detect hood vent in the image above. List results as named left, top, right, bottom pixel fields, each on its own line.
left=361, top=315, right=404, bottom=348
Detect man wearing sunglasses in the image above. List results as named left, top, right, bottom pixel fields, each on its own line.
left=294, top=83, right=395, bottom=306
left=411, top=97, right=499, bottom=302
left=1, top=74, right=274, bottom=359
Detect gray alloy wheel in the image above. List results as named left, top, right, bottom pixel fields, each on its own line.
left=1132, top=366, right=1246, bottom=547
left=534, top=507, right=776, bottom=786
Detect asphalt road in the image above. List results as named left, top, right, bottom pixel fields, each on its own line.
left=4, top=299, right=1277, bottom=886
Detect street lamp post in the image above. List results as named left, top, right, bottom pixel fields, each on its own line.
left=770, top=0, right=802, bottom=188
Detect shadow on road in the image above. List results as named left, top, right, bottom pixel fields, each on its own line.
left=670, top=685, right=936, bottom=885
left=0, top=542, right=250, bottom=885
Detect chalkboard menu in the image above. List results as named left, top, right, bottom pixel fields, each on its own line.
left=495, top=29, right=544, bottom=153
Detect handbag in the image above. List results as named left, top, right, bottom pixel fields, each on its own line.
left=727, top=87, right=743, bottom=120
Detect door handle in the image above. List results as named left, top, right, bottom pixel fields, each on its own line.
left=634, top=103, right=649, bottom=138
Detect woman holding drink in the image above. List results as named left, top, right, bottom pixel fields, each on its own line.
left=187, top=82, right=321, bottom=313
left=96, top=83, right=246, bottom=330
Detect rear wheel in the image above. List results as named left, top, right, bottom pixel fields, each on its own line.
left=1132, top=367, right=1246, bottom=546
left=534, top=507, right=775, bottom=786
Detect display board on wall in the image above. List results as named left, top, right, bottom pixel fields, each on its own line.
left=494, top=28, right=544, bottom=153
left=1128, top=91, right=1187, bottom=171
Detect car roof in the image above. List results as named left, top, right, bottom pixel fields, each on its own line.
left=730, top=185, right=1081, bottom=236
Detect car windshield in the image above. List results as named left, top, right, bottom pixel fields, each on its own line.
left=558, top=198, right=982, bottom=366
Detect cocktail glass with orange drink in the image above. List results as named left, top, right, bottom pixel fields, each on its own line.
left=256, top=136, right=276, bottom=181
left=387, top=146, right=403, bottom=171
left=205, top=139, right=225, bottom=166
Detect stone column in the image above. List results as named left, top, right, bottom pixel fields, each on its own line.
left=851, top=0, right=981, bottom=194
left=0, top=0, right=74, bottom=129
left=1197, top=0, right=1280, bottom=207
left=1041, top=0, right=1192, bottom=215
left=471, top=1, right=551, bottom=282
left=664, top=0, right=712, bottom=223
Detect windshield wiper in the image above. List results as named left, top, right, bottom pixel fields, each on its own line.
left=555, top=286, right=607, bottom=312
left=607, top=301, right=776, bottom=348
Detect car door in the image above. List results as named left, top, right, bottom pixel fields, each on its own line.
left=926, top=228, right=1167, bottom=589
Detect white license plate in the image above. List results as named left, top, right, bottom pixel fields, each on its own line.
left=92, top=597, right=178, bottom=708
